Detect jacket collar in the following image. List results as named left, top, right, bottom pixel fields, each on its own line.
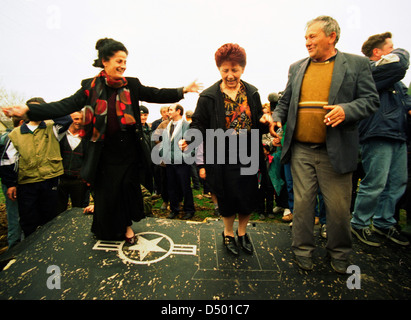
left=328, top=51, right=347, bottom=105
left=199, top=79, right=261, bottom=130
left=20, top=121, right=47, bottom=134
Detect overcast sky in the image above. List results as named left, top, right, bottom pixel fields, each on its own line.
left=1, top=0, right=410, bottom=122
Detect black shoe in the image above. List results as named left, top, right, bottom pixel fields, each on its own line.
left=295, top=255, right=313, bottom=271
left=168, top=212, right=178, bottom=219
left=351, top=226, right=381, bottom=247
left=182, top=212, right=194, bottom=220
left=372, top=225, right=410, bottom=246
left=222, top=232, right=239, bottom=256
left=331, top=258, right=349, bottom=274
left=236, top=231, right=253, bottom=254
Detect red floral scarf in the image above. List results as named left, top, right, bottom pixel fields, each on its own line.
left=83, top=70, right=136, bottom=142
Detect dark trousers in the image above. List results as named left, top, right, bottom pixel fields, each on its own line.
left=17, top=177, right=60, bottom=237
left=275, top=165, right=289, bottom=209
left=190, top=164, right=201, bottom=189
left=166, top=164, right=195, bottom=214
left=57, top=175, right=89, bottom=214
left=257, top=177, right=274, bottom=215
left=153, top=164, right=162, bottom=194
left=160, top=165, right=169, bottom=203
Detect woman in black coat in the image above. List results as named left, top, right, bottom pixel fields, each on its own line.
left=3, top=38, right=201, bottom=244
left=190, top=43, right=273, bottom=256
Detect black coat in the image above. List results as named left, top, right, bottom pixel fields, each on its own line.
left=190, top=80, right=267, bottom=197
left=27, top=77, right=185, bottom=184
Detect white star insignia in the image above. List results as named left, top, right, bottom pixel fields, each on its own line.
left=128, top=235, right=167, bottom=261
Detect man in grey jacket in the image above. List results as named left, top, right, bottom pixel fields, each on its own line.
left=272, top=16, right=379, bottom=273
left=160, top=104, right=195, bottom=220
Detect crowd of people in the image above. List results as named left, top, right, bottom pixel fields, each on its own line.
left=0, top=15, right=410, bottom=275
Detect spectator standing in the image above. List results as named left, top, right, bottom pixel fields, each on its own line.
left=271, top=16, right=380, bottom=273
left=57, top=111, right=89, bottom=214
left=267, top=92, right=293, bottom=222
left=6, top=98, right=72, bottom=237
left=151, top=106, right=170, bottom=197
left=257, top=144, right=278, bottom=220
left=152, top=117, right=171, bottom=210
left=139, top=105, right=155, bottom=194
left=185, top=110, right=201, bottom=190
left=151, top=105, right=170, bottom=132
left=351, top=32, right=411, bottom=247
left=160, top=104, right=195, bottom=219
left=0, top=116, right=24, bottom=248
left=261, top=103, right=275, bottom=149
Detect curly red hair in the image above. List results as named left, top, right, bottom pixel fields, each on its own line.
left=215, top=43, right=247, bottom=68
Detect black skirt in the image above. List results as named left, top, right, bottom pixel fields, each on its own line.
left=91, top=130, right=145, bottom=240
left=217, top=164, right=259, bottom=217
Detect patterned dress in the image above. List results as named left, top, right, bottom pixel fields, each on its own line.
left=223, top=83, right=252, bottom=132
left=218, top=82, right=258, bottom=217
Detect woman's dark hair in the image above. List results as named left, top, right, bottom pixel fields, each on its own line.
left=93, top=38, right=128, bottom=68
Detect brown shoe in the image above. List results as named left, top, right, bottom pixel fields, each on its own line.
left=282, top=209, right=293, bottom=222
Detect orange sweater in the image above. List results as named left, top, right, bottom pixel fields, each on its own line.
left=294, top=60, right=335, bottom=144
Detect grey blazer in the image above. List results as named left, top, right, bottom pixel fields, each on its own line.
left=273, top=51, right=380, bottom=174
left=159, top=119, right=192, bottom=164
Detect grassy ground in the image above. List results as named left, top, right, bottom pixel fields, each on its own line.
left=151, top=187, right=286, bottom=224
left=152, top=187, right=409, bottom=226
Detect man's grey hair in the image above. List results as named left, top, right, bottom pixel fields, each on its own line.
left=306, top=15, right=341, bottom=45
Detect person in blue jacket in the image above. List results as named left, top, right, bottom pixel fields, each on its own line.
left=351, top=32, right=411, bottom=247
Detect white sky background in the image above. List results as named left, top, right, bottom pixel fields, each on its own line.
left=1, top=0, right=411, bottom=123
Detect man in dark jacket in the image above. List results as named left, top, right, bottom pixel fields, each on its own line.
left=351, top=32, right=411, bottom=247
left=272, top=16, right=380, bottom=273
left=57, top=111, right=88, bottom=214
